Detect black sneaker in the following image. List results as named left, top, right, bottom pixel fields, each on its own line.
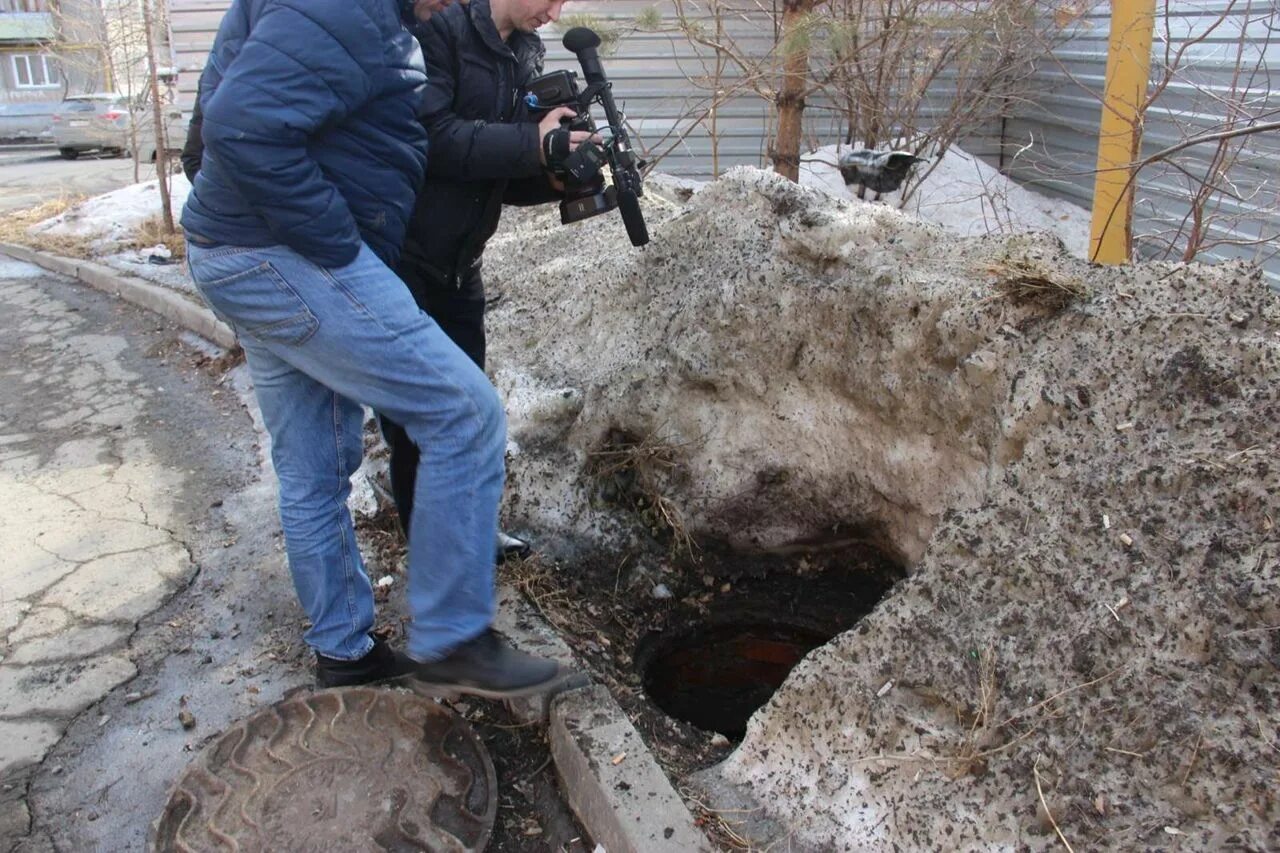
left=411, top=630, right=567, bottom=699
left=315, top=635, right=415, bottom=689
left=496, top=531, right=532, bottom=564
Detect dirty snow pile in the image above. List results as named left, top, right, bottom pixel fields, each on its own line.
left=484, top=168, right=1279, bottom=850
left=28, top=174, right=190, bottom=254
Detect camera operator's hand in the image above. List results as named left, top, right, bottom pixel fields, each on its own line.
left=537, top=107, right=602, bottom=166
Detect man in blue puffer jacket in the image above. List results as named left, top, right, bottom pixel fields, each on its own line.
left=182, top=0, right=566, bottom=698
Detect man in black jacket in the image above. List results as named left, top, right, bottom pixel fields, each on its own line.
left=382, top=0, right=591, bottom=551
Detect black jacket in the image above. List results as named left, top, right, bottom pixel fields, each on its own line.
left=181, top=95, right=203, bottom=184
left=398, top=0, right=558, bottom=293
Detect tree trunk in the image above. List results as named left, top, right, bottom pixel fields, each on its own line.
left=142, top=0, right=174, bottom=234
left=772, top=0, right=818, bottom=182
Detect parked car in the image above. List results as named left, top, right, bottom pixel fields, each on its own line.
left=0, top=101, right=58, bottom=144
left=50, top=93, right=184, bottom=162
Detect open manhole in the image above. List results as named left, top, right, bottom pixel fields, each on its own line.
left=152, top=687, right=496, bottom=852
left=636, top=552, right=902, bottom=740
left=638, top=621, right=831, bottom=739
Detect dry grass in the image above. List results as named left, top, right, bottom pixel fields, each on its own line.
left=846, top=656, right=1125, bottom=788
left=942, top=664, right=1126, bottom=780
left=0, top=199, right=185, bottom=265
left=987, top=258, right=1088, bottom=310
left=500, top=553, right=600, bottom=639
left=587, top=427, right=698, bottom=558
left=0, top=194, right=94, bottom=258
left=950, top=644, right=1001, bottom=777
left=680, top=787, right=767, bottom=851
left=133, top=214, right=186, bottom=261
left=1034, top=757, right=1076, bottom=852
left=198, top=344, right=245, bottom=375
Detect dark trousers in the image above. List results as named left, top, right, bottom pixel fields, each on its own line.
left=381, top=267, right=486, bottom=538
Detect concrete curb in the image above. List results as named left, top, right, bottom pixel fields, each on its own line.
left=492, top=583, right=584, bottom=725
left=550, top=685, right=713, bottom=853
left=0, top=242, right=235, bottom=349
left=493, top=588, right=713, bottom=849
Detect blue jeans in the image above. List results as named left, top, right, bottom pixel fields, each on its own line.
left=186, top=241, right=503, bottom=662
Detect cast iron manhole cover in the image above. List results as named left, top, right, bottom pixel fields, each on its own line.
left=152, top=688, right=496, bottom=852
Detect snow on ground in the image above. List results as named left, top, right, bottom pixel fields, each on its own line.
left=29, top=173, right=190, bottom=254
left=101, top=250, right=196, bottom=296
left=799, top=144, right=1091, bottom=257
left=0, top=259, right=48, bottom=279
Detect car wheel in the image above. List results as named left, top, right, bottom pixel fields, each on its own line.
left=58, top=148, right=79, bottom=160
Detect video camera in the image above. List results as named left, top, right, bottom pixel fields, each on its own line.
left=526, top=27, right=649, bottom=247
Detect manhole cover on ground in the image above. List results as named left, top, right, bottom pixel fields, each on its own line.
left=152, top=688, right=496, bottom=852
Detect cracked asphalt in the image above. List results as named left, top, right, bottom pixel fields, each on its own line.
left=0, top=256, right=312, bottom=850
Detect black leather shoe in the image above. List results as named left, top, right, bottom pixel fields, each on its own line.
left=411, top=630, right=567, bottom=699
left=496, top=531, right=531, bottom=564
left=315, top=635, right=415, bottom=689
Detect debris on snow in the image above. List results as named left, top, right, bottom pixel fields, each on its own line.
left=483, top=167, right=1279, bottom=850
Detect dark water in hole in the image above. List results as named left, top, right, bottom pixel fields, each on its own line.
left=639, top=622, right=831, bottom=740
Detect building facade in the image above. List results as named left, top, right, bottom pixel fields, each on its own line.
left=0, top=0, right=113, bottom=141
left=1, top=0, right=65, bottom=110
left=0, top=0, right=109, bottom=101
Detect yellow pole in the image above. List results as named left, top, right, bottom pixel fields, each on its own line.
left=1089, top=0, right=1155, bottom=264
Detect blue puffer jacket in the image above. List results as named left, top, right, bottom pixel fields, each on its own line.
left=180, top=0, right=427, bottom=269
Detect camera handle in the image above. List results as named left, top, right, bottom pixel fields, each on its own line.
left=563, top=27, right=649, bottom=247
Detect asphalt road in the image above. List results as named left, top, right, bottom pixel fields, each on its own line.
left=0, top=255, right=300, bottom=852
left=0, top=147, right=141, bottom=213
left=0, top=258, right=588, bottom=853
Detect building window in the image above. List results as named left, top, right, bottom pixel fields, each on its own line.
left=0, top=1, right=51, bottom=12
left=11, top=54, right=60, bottom=89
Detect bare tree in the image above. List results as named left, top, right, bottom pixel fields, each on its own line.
left=774, top=0, right=826, bottom=180
left=142, top=0, right=174, bottom=233
left=653, top=0, right=1071, bottom=189
left=622, top=0, right=762, bottom=177
left=50, top=0, right=168, bottom=180
left=817, top=0, right=1066, bottom=198
left=99, top=0, right=149, bottom=181
left=1026, top=0, right=1278, bottom=269
left=1136, top=0, right=1277, bottom=266
left=50, top=0, right=179, bottom=238
left=664, top=0, right=805, bottom=178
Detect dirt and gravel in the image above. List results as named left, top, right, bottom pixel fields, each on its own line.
left=473, top=168, right=1279, bottom=850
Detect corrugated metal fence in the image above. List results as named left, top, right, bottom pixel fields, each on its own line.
left=169, top=0, right=1278, bottom=286
left=1004, top=0, right=1278, bottom=286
